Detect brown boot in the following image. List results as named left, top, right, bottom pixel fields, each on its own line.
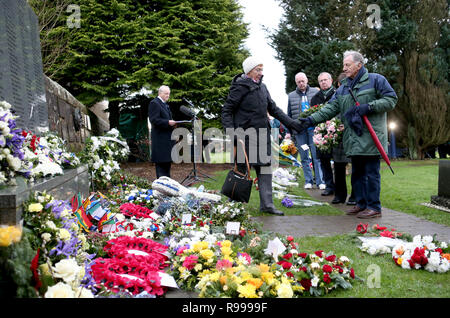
left=357, top=209, right=382, bottom=219
left=346, top=205, right=366, bottom=215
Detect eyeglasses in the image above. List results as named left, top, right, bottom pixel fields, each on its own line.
left=253, top=68, right=263, bottom=73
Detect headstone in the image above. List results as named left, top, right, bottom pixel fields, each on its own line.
left=431, top=160, right=450, bottom=209
left=0, top=0, right=49, bottom=134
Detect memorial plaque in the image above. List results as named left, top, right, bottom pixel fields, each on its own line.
left=0, top=0, right=49, bottom=133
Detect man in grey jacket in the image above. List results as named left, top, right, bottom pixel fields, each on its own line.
left=285, top=72, right=325, bottom=190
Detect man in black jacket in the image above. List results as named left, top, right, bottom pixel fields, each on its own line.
left=311, top=72, right=336, bottom=197
left=222, top=56, right=304, bottom=216
left=148, top=85, right=177, bottom=178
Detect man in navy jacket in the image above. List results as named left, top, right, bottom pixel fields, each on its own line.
left=148, top=85, right=177, bottom=178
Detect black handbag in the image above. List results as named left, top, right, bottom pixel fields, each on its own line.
left=221, top=139, right=253, bottom=203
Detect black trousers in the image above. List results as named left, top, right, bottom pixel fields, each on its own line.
left=155, top=162, right=171, bottom=179
left=334, top=162, right=355, bottom=201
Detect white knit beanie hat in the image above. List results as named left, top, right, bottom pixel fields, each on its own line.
left=242, top=56, right=263, bottom=74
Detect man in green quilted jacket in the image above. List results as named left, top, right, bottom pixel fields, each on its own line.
left=296, top=50, right=397, bottom=219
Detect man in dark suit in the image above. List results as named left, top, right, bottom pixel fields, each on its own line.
left=148, top=85, right=176, bottom=178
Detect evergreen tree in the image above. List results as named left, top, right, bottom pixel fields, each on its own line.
left=269, top=0, right=354, bottom=91
left=33, top=0, right=248, bottom=130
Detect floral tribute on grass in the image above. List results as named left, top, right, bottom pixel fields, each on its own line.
left=169, top=234, right=361, bottom=298
left=354, top=224, right=450, bottom=273
left=392, top=235, right=450, bottom=273
left=280, top=139, right=297, bottom=156
left=268, top=236, right=360, bottom=297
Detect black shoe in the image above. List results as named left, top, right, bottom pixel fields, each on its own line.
left=261, top=207, right=284, bottom=216
left=331, top=197, right=345, bottom=204
left=321, top=189, right=334, bottom=196
left=346, top=197, right=356, bottom=205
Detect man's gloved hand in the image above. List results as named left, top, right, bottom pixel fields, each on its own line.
left=344, top=104, right=372, bottom=137
left=356, top=103, right=372, bottom=116
left=290, top=117, right=313, bottom=133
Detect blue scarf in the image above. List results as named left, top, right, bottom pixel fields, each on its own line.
left=347, top=66, right=366, bottom=89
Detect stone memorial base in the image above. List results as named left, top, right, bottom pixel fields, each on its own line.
left=0, top=165, right=90, bottom=225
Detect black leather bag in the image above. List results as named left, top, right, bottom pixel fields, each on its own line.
left=221, top=140, right=253, bottom=203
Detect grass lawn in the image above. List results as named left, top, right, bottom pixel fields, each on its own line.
left=197, top=158, right=450, bottom=298
left=292, top=234, right=450, bottom=298
left=200, top=157, right=450, bottom=226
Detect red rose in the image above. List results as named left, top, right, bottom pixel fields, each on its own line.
left=325, top=255, right=336, bottom=262
left=287, top=236, right=294, bottom=242
left=350, top=268, right=355, bottom=279
left=322, top=264, right=333, bottom=273
left=314, top=250, right=323, bottom=257
left=300, top=278, right=311, bottom=290
left=356, top=223, right=368, bottom=234
left=301, top=266, right=308, bottom=272
left=286, top=271, right=294, bottom=278
left=283, top=253, right=293, bottom=260
left=436, top=248, right=443, bottom=254
left=323, top=274, right=332, bottom=284
left=299, top=253, right=308, bottom=258
left=239, top=229, right=246, bottom=237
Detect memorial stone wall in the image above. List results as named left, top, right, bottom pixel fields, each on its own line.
left=0, top=0, right=48, bottom=133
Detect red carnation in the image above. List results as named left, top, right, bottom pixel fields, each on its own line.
left=411, top=247, right=428, bottom=266
left=374, top=224, right=387, bottom=231
left=325, top=255, right=336, bottom=262
left=299, top=253, right=308, bottom=259
left=350, top=268, right=355, bottom=279
left=323, top=274, right=332, bottom=284
left=356, top=223, right=368, bottom=234
left=287, top=236, right=294, bottom=242
left=314, top=250, right=323, bottom=258
left=380, top=230, right=394, bottom=238
left=322, top=264, right=333, bottom=273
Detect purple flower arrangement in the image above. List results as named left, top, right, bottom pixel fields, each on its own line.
left=281, top=197, right=294, bottom=208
